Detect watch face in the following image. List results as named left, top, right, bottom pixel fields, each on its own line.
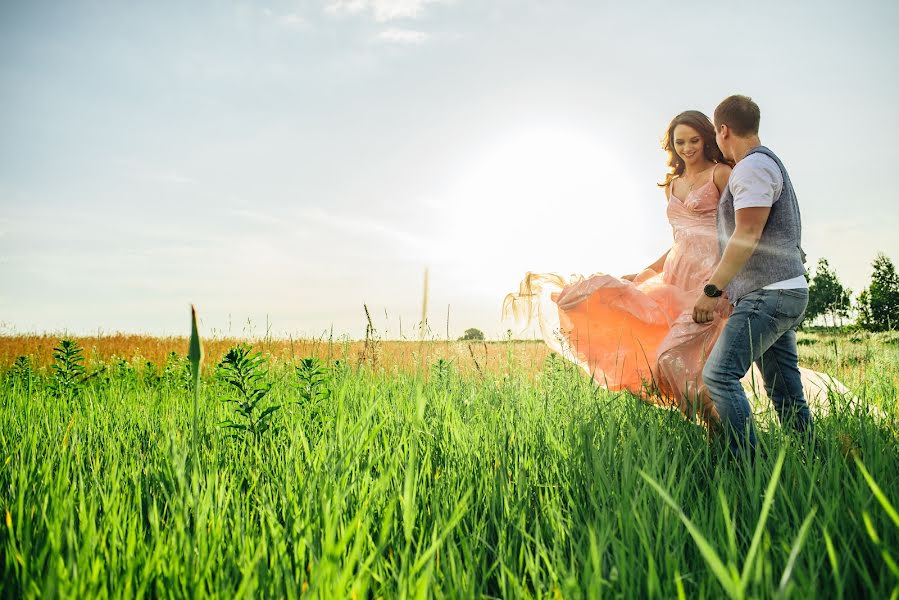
left=704, top=284, right=721, bottom=298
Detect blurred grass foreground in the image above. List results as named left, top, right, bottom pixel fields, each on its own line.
left=1, top=328, right=897, bottom=597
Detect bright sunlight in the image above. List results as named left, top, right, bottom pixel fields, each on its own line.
left=439, top=124, right=655, bottom=290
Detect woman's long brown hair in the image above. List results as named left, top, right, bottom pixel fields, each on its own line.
left=658, top=110, right=731, bottom=189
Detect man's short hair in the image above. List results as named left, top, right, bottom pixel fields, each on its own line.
left=714, top=95, right=760, bottom=136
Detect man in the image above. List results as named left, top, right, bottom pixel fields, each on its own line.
left=693, top=95, right=813, bottom=457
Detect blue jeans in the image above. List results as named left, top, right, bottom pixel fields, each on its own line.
left=702, top=288, right=813, bottom=457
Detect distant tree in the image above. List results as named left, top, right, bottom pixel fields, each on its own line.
left=805, top=258, right=852, bottom=327
left=459, top=328, right=485, bottom=341
left=857, top=253, right=899, bottom=331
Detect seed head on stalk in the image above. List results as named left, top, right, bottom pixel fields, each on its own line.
left=188, top=305, right=204, bottom=467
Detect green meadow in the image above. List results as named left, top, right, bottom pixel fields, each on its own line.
left=1, top=330, right=897, bottom=598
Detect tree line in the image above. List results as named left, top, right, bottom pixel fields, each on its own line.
left=805, top=252, right=899, bottom=330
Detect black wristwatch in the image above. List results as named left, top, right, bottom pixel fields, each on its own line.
left=703, top=283, right=723, bottom=298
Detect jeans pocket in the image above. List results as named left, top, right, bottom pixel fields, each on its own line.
left=775, top=289, right=808, bottom=320
left=737, top=290, right=766, bottom=312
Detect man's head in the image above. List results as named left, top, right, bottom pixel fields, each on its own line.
left=714, top=95, right=760, bottom=161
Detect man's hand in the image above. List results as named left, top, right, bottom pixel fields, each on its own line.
left=693, top=293, right=718, bottom=324
left=621, top=273, right=637, bottom=282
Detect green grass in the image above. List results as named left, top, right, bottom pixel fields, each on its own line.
left=1, top=337, right=897, bottom=598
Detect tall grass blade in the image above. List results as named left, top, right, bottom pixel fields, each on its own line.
left=188, top=304, right=204, bottom=465
left=854, top=455, right=899, bottom=528
left=740, top=448, right=786, bottom=589
left=640, top=470, right=741, bottom=600
left=777, top=507, right=817, bottom=596
left=420, top=268, right=429, bottom=342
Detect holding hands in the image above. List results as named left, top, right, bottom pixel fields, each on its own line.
left=692, top=293, right=719, bottom=323
left=692, top=284, right=727, bottom=324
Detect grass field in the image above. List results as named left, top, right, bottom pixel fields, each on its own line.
left=1, top=330, right=897, bottom=598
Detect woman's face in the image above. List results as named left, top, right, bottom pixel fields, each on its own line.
left=672, top=124, right=705, bottom=167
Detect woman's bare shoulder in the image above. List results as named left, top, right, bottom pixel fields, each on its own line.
left=713, top=163, right=732, bottom=192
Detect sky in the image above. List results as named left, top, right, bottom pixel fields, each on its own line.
left=1, top=0, right=898, bottom=340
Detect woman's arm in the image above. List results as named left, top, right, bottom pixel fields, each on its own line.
left=622, top=248, right=670, bottom=281
left=646, top=249, right=671, bottom=272
left=713, top=163, right=732, bottom=195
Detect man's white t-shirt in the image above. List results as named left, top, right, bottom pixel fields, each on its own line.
left=728, top=153, right=807, bottom=290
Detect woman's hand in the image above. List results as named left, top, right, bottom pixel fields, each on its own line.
left=621, top=273, right=638, bottom=282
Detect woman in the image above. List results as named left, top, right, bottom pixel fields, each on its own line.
left=503, top=111, right=846, bottom=424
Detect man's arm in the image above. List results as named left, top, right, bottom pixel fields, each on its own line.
left=692, top=207, right=770, bottom=323
left=708, top=207, right=770, bottom=290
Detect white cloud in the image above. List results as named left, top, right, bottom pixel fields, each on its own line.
left=325, top=0, right=446, bottom=22
left=154, top=171, right=196, bottom=185
left=224, top=207, right=289, bottom=227
left=294, top=206, right=435, bottom=255
left=276, top=13, right=308, bottom=29
left=113, top=158, right=197, bottom=185
left=324, top=0, right=368, bottom=18
left=376, top=28, right=430, bottom=44
left=262, top=8, right=310, bottom=30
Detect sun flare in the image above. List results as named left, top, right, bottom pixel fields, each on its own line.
left=441, top=125, right=651, bottom=283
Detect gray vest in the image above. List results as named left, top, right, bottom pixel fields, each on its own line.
left=717, top=146, right=806, bottom=301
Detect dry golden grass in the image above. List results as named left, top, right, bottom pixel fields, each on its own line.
left=2, top=330, right=894, bottom=388
left=0, top=334, right=552, bottom=376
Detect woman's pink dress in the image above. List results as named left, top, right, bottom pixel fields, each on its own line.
left=504, top=168, right=730, bottom=420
